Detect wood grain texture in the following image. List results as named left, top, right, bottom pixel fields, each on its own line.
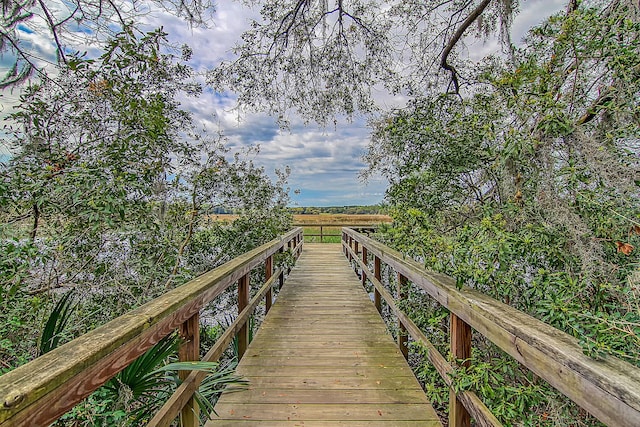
left=206, top=244, right=442, bottom=426
left=179, top=312, right=201, bottom=427
left=237, top=274, right=250, bottom=360
left=449, top=313, right=471, bottom=427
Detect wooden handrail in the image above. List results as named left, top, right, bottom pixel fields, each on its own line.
left=293, top=223, right=380, bottom=242
left=293, top=223, right=383, bottom=227
left=0, top=228, right=303, bottom=427
left=148, top=265, right=287, bottom=427
left=342, top=227, right=640, bottom=427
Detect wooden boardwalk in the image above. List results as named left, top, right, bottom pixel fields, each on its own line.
left=206, top=243, right=442, bottom=426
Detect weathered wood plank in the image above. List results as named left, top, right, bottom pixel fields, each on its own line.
left=178, top=312, right=200, bottom=427
left=218, top=388, right=429, bottom=404
left=202, top=421, right=440, bottom=427
left=242, top=348, right=405, bottom=358
left=212, top=403, right=436, bottom=420
left=206, top=244, right=441, bottom=426
left=236, top=365, right=416, bottom=378
left=450, top=313, right=471, bottom=427
left=239, top=356, right=409, bottom=367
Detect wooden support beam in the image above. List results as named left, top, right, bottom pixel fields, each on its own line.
left=374, top=256, right=382, bottom=314
left=397, top=273, right=408, bottom=360
left=361, top=247, right=368, bottom=288
left=178, top=312, right=200, bottom=427
left=237, top=274, right=250, bottom=359
left=353, top=241, right=359, bottom=274
left=265, top=255, right=273, bottom=313
left=342, top=231, right=347, bottom=255
left=449, top=313, right=472, bottom=427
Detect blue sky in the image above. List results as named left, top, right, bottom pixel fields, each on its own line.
left=0, top=0, right=565, bottom=207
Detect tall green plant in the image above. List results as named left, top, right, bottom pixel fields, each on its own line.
left=39, top=291, right=76, bottom=355
left=73, top=334, right=249, bottom=426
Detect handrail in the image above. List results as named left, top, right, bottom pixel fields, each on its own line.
left=342, top=227, right=640, bottom=427
left=0, top=227, right=303, bottom=427
left=293, top=222, right=380, bottom=242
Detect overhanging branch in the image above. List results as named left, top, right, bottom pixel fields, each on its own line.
left=440, top=0, right=491, bottom=93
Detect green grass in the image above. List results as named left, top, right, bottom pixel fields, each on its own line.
left=301, top=226, right=342, bottom=243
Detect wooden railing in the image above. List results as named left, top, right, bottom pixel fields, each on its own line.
left=293, top=223, right=379, bottom=242
left=0, top=228, right=303, bottom=427
left=342, top=228, right=640, bottom=427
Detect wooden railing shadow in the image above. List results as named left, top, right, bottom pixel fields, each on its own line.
left=0, top=228, right=303, bottom=427
left=343, top=227, right=640, bottom=427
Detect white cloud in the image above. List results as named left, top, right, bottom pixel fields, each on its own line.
left=1, top=0, right=565, bottom=206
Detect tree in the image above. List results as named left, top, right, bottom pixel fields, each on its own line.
left=0, top=0, right=214, bottom=87
left=0, top=27, right=292, bottom=372
left=208, top=0, right=520, bottom=125
left=365, top=2, right=639, bottom=424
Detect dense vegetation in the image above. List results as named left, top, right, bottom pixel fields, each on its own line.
left=363, top=3, right=640, bottom=425
left=0, top=27, right=291, bottom=425
left=1, top=0, right=639, bottom=426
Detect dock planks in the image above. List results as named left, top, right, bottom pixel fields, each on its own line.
left=205, top=243, right=442, bottom=426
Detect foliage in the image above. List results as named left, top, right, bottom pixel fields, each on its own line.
left=368, top=1, right=640, bottom=425
left=0, top=23, right=291, bottom=412
left=0, top=0, right=214, bottom=87
left=57, top=334, right=248, bottom=426
left=39, top=290, right=76, bottom=355
left=210, top=0, right=520, bottom=125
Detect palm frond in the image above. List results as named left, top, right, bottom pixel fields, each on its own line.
left=39, top=291, right=76, bottom=355
left=155, top=358, right=249, bottom=419
left=105, top=334, right=180, bottom=399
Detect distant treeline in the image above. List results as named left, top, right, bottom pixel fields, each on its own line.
left=288, top=206, right=385, bottom=215
left=212, top=206, right=386, bottom=215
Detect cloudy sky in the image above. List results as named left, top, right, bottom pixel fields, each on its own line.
left=1, top=0, right=565, bottom=206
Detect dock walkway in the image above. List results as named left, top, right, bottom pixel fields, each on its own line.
left=206, top=243, right=442, bottom=426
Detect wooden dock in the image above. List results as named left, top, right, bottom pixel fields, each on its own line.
left=206, top=243, right=442, bottom=426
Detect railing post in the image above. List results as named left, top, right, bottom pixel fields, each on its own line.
left=397, top=273, right=408, bottom=360
left=320, top=225, right=324, bottom=243
left=374, top=256, right=382, bottom=314
left=278, top=246, right=285, bottom=290
left=237, top=273, right=250, bottom=359
left=450, top=313, right=472, bottom=427
left=353, top=241, right=359, bottom=273
left=342, top=231, right=346, bottom=255
left=265, top=255, right=273, bottom=313
left=361, top=247, right=368, bottom=287
left=178, top=312, right=200, bottom=427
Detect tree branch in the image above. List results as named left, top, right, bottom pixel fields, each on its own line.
left=440, top=0, right=491, bottom=93
left=37, top=0, right=67, bottom=63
